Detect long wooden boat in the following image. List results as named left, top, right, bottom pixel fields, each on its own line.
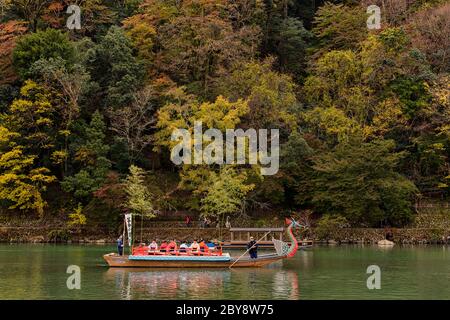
left=103, top=217, right=304, bottom=268
left=103, top=252, right=284, bottom=268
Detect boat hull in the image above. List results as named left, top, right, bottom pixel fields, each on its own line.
left=103, top=253, right=284, bottom=268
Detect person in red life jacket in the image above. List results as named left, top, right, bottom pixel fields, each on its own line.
left=159, top=240, right=168, bottom=253
left=190, top=239, right=200, bottom=254
left=167, top=239, right=178, bottom=254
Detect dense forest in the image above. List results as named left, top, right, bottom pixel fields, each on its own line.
left=0, top=0, right=449, bottom=229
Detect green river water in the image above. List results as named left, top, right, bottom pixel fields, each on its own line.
left=0, top=244, right=449, bottom=300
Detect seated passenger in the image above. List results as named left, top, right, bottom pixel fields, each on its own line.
left=199, top=239, right=209, bottom=253
left=148, top=240, right=158, bottom=253
left=159, top=240, right=168, bottom=253
left=167, top=239, right=178, bottom=254
left=179, top=242, right=188, bottom=253
left=135, top=243, right=146, bottom=255
left=190, top=239, right=200, bottom=254
left=206, top=241, right=216, bottom=252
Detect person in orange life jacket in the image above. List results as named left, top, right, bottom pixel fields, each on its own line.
left=190, top=239, right=200, bottom=253
left=159, top=240, right=168, bottom=253
left=167, top=239, right=178, bottom=253
left=199, top=239, right=209, bottom=253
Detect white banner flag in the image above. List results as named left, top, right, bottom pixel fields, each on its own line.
left=124, top=214, right=132, bottom=246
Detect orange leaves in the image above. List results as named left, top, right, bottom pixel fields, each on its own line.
left=0, top=20, right=27, bottom=85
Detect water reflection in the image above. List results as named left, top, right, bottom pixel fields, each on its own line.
left=105, top=267, right=300, bottom=300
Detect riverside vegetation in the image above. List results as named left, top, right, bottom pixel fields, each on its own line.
left=0, top=0, right=449, bottom=236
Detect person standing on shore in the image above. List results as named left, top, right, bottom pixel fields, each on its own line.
left=117, top=235, right=124, bottom=256
left=247, top=236, right=258, bottom=259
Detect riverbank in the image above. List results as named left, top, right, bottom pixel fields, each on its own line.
left=1, top=225, right=450, bottom=245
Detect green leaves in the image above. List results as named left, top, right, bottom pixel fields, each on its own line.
left=310, top=139, right=418, bottom=226
left=200, top=166, right=254, bottom=218
left=13, top=29, right=75, bottom=79
left=124, top=165, right=155, bottom=218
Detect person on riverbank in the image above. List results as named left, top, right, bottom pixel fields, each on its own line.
left=117, top=235, right=124, bottom=256
left=385, top=228, right=394, bottom=241
left=185, top=215, right=191, bottom=227
left=247, top=236, right=258, bottom=259
left=225, top=216, right=231, bottom=229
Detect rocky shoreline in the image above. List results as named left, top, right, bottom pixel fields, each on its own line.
left=1, top=226, right=449, bottom=245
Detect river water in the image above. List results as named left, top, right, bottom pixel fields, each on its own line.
left=0, top=244, right=449, bottom=299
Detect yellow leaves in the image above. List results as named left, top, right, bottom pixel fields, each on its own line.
left=29, top=167, right=57, bottom=184
left=368, top=97, right=406, bottom=137
left=50, top=150, right=68, bottom=165
left=0, top=126, right=19, bottom=144
left=196, top=95, right=248, bottom=131
left=19, top=79, right=40, bottom=96
left=74, top=147, right=95, bottom=165
left=0, top=172, right=19, bottom=184
left=0, top=143, right=55, bottom=216
left=123, top=16, right=157, bottom=61
left=67, top=203, right=87, bottom=227
left=155, top=92, right=249, bottom=149
left=0, top=147, right=35, bottom=171
left=9, top=99, right=32, bottom=113
left=35, top=117, right=53, bottom=126
left=58, top=129, right=71, bottom=137
left=304, top=106, right=360, bottom=143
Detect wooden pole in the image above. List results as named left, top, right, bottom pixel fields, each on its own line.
left=140, top=214, right=143, bottom=244
left=122, top=216, right=126, bottom=256
left=229, top=231, right=271, bottom=269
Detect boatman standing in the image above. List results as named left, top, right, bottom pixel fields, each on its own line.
left=247, top=236, right=258, bottom=259
left=117, top=235, right=124, bottom=256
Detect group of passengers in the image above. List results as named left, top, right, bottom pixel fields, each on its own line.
left=136, top=239, right=219, bottom=255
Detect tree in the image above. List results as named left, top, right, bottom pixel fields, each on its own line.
left=10, top=0, right=51, bottom=31
left=67, top=203, right=87, bottom=228
left=155, top=89, right=252, bottom=207
left=201, top=166, right=254, bottom=219
left=0, top=20, right=27, bottom=85
left=124, top=165, right=155, bottom=218
left=41, top=0, right=114, bottom=36
left=0, top=0, right=12, bottom=19
left=407, top=3, right=450, bottom=73
left=61, top=110, right=110, bottom=199
left=12, top=28, right=75, bottom=79
left=155, top=0, right=261, bottom=98
left=31, top=57, right=90, bottom=174
left=311, top=139, right=418, bottom=226
left=6, top=80, right=59, bottom=157
left=270, top=17, right=312, bottom=79
left=221, top=58, right=299, bottom=130
left=88, top=26, right=145, bottom=109
left=0, top=126, right=56, bottom=215
left=311, top=2, right=367, bottom=60
left=109, top=85, right=156, bottom=165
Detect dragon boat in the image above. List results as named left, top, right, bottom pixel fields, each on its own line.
left=103, top=218, right=303, bottom=268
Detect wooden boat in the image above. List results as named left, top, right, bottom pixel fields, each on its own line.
left=377, top=239, right=395, bottom=247
left=103, top=252, right=284, bottom=268
left=103, top=217, right=304, bottom=268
